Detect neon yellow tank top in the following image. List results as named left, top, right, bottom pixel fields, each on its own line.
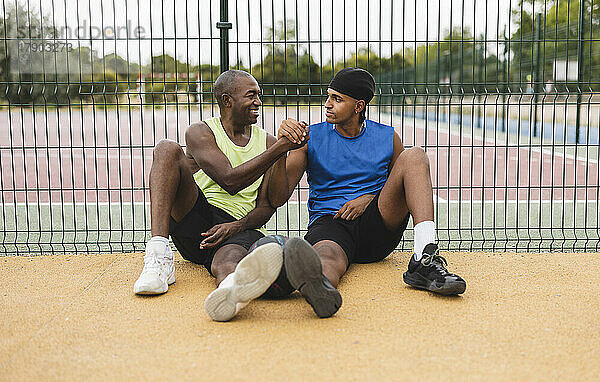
left=194, top=117, right=267, bottom=233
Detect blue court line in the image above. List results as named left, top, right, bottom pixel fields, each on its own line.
left=401, top=110, right=599, bottom=145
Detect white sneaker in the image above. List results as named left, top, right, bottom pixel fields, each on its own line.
left=204, top=242, right=283, bottom=322
left=134, top=239, right=175, bottom=295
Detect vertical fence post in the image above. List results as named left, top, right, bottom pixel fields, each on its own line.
left=477, top=43, right=482, bottom=130
left=576, top=0, right=586, bottom=144
left=217, top=0, right=232, bottom=73
left=533, top=13, right=542, bottom=138
left=502, top=26, right=507, bottom=132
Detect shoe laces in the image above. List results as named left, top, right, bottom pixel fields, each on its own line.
left=143, top=252, right=172, bottom=271
left=421, top=250, right=448, bottom=271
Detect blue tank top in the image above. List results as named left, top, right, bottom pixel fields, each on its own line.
left=306, top=119, right=394, bottom=226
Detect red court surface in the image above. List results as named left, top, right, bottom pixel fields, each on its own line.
left=0, top=108, right=597, bottom=204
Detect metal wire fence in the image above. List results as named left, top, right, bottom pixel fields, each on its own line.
left=1, top=0, right=598, bottom=255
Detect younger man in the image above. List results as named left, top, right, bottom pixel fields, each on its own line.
left=269, top=68, right=466, bottom=316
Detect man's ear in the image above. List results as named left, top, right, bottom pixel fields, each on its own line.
left=222, top=93, right=233, bottom=108
left=355, top=100, right=366, bottom=114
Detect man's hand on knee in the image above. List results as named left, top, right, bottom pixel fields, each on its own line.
left=333, top=194, right=375, bottom=221
left=200, top=222, right=242, bottom=249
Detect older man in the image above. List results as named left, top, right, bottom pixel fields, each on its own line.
left=134, top=70, right=306, bottom=322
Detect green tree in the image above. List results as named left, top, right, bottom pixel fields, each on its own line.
left=376, top=27, right=484, bottom=97
left=0, top=2, right=61, bottom=103
left=510, top=0, right=600, bottom=90
left=104, top=53, right=141, bottom=81
left=251, top=19, right=320, bottom=104
left=0, top=2, right=131, bottom=105
left=149, top=54, right=190, bottom=75
left=333, top=48, right=393, bottom=76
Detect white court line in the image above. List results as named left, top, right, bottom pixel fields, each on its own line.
left=434, top=194, right=447, bottom=202
left=1, top=151, right=147, bottom=160
left=0, top=202, right=150, bottom=207
left=436, top=199, right=597, bottom=205
left=1, top=199, right=596, bottom=208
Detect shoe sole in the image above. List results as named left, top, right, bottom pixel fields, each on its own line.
left=403, top=272, right=466, bottom=295
left=134, top=268, right=175, bottom=295
left=284, top=237, right=342, bottom=318
left=204, top=243, right=283, bottom=321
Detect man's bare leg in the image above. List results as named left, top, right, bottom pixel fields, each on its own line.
left=211, top=244, right=249, bottom=285
left=283, top=238, right=343, bottom=318
left=134, top=139, right=199, bottom=295
left=312, top=240, right=348, bottom=288
left=149, top=139, right=199, bottom=237
left=377, top=146, right=466, bottom=295
left=377, top=146, right=433, bottom=233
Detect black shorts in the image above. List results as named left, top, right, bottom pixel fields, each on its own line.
left=169, top=187, right=264, bottom=274
left=304, top=193, right=410, bottom=266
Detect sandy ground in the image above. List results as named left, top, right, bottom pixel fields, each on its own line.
left=1, top=251, right=599, bottom=381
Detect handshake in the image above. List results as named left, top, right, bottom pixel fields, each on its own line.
left=277, top=118, right=309, bottom=150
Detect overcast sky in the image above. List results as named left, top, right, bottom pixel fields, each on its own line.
left=6, top=0, right=514, bottom=66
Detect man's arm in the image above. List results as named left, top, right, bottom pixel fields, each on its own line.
left=267, top=122, right=309, bottom=209
left=199, top=169, right=276, bottom=248
left=389, top=131, right=405, bottom=170
left=185, top=121, right=304, bottom=195
left=235, top=167, right=277, bottom=233
left=198, top=136, right=279, bottom=249
left=235, top=134, right=280, bottom=229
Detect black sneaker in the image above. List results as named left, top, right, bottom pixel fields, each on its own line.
left=403, top=243, right=466, bottom=295
left=283, top=237, right=342, bottom=318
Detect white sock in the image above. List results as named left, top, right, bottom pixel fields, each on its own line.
left=413, top=221, right=436, bottom=261
left=149, top=235, right=169, bottom=246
